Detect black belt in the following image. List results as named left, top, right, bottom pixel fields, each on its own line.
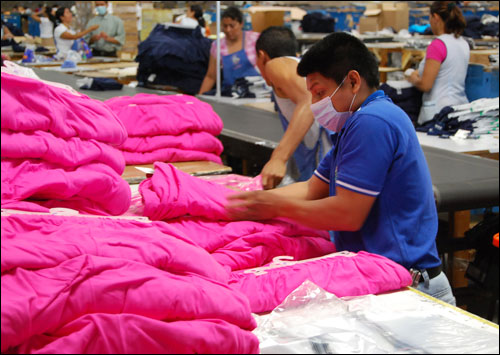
left=417, top=265, right=442, bottom=283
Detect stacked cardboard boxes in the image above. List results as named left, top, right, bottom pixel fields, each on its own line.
left=111, top=1, right=139, bottom=58
left=358, top=2, right=409, bottom=33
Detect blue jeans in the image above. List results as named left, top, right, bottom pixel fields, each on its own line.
left=415, top=271, right=456, bottom=306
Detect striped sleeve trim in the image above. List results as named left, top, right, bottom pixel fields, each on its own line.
left=336, top=180, right=380, bottom=196
left=313, top=170, right=330, bottom=184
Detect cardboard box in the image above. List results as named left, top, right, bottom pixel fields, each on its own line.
left=358, top=8, right=382, bottom=33
left=358, top=2, right=409, bottom=33
left=381, top=2, right=409, bottom=31
left=247, top=9, right=285, bottom=33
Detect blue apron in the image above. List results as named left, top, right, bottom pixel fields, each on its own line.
left=276, top=105, right=328, bottom=182
left=222, top=31, right=259, bottom=88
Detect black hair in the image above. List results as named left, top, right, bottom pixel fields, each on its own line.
left=297, top=32, right=379, bottom=88
left=44, top=5, right=56, bottom=24
left=256, top=26, right=298, bottom=59
left=53, top=6, right=68, bottom=26
left=222, top=6, right=243, bottom=24
left=430, top=1, right=466, bottom=37
left=190, top=4, right=206, bottom=28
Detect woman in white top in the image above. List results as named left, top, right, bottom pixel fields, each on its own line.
left=31, top=6, right=56, bottom=47
left=406, top=1, right=470, bottom=125
left=53, top=7, right=99, bottom=60
left=175, top=4, right=207, bottom=36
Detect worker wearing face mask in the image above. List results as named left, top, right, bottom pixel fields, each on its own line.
left=225, top=32, right=456, bottom=306
left=84, top=0, right=125, bottom=57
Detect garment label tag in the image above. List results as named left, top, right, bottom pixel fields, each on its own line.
left=453, top=129, right=470, bottom=139
left=135, top=167, right=155, bottom=174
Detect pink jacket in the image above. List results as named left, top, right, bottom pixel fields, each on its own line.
left=123, top=147, right=222, bottom=165
left=1, top=159, right=131, bottom=216
left=1, top=214, right=229, bottom=283
left=1, top=129, right=125, bottom=174
left=229, top=251, right=413, bottom=313
left=1, top=253, right=256, bottom=352
left=119, top=131, right=224, bottom=154
left=17, top=314, right=259, bottom=354
left=104, top=93, right=223, bottom=137
left=1, top=72, right=127, bottom=145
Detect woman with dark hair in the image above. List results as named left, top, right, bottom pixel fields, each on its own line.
left=30, top=5, right=56, bottom=46
left=52, top=7, right=99, bottom=60
left=198, top=6, right=260, bottom=94
left=406, top=1, right=469, bottom=124
left=176, top=4, right=208, bottom=36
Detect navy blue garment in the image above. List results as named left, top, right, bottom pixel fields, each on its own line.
left=79, top=78, right=123, bottom=91
left=301, top=12, right=335, bottom=33
left=415, top=106, right=475, bottom=137
left=379, top=83, right=422, bottom=125
left=136, top=25, right=212, bottom=94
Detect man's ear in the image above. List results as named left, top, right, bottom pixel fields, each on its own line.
left=348, top=70, right=362, bottom=92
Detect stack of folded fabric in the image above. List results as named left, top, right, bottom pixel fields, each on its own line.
left=104, top=93, right=224, bottom=165
left=1, top=71, right=131, bottom=215
left=136, top=25, right=212, bottom=94
left=233, top=76, right=273, bottom=99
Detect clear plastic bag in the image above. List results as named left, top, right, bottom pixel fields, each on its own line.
left=254, top=280, right=499, bottom=354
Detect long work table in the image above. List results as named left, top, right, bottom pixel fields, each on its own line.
left=32, top=69, right=499, bottom=214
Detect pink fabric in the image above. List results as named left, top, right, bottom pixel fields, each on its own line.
left=1, top=72, right=127, bottom=145
left=140, top=162, right=234, bottom=221
left=167, top=217, right=334, bottom=271
left=120, top=131, right=224, bottom=154
left=17, top=315, right=259, bottom=354
left=1, top=253, right=256, bottom=352
left=1, top=214, right=228, bottom=283
left=210, top=30, right=260, bottom=68
left=123, top=147, right=222, bottom=165
left=426, top=38, right=447, bottom=63
left=229, top=251, right=413, bottom=313
left=200, top=174, right=264, bottom=191
left=1, top=159, right=131, bottom=216
left=104, top=94, right=223, bottom=137
left=1, top=129, right=125, bottom=174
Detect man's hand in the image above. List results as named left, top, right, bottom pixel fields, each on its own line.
left=260, top=158, right=287, bottom=190
left=225, top=191, right=284, bottom=221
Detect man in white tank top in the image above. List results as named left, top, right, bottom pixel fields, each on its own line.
left=255, top=26, right=332, bottom=189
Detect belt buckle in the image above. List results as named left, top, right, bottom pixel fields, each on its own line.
left=409, top=268, right=421, bottom=287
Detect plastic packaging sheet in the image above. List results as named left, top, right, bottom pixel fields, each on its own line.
left=253, top=280, right=499, bottom=354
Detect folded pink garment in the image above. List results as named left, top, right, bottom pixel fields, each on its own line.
left=1, top=254, right=256, bottom=352
left=211, top=230, right=336, bottom=271
left=1, top=214, right=228, bottom=283
left=140, top=162, right=233, bottom=221
left=165, top=217, right=330, bottom=253
left=229, top=251, right=412, bottom=313
left=120, top=131, right=224, bottom=155
left=1, top=72, right=127, bottom=145
left=1, top=129, right=125, bottom=174
left=104, top=93, right=223, bottom=137
left=122, top=147, right=222, bottom=165
left=17, top=314, right=260, bottom=354
left=1, top=158, right=131, bottom=216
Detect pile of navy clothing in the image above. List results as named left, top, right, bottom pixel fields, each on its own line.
left=136, top=24, right=212, bottom=95
left=463, top=15, right=499, bottom=39
left=232, top=76, right=272, bottom=99
left=379, top=82, right=422, bottom=126
left=416, top=98, right=499, bottom=137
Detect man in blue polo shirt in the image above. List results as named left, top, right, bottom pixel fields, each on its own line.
left=225, top=32, right=455, bottom=305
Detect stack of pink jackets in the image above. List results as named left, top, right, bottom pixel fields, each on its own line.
left=1, top=72, right=131, bottom=215
left=104, top=94, right=224, bottom=165
left=1, top=213, right=259, bottom=353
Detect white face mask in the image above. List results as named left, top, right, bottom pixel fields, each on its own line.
left=310, top=76, right=357, bottom=133
left=96, top=6, right=107, bottom=16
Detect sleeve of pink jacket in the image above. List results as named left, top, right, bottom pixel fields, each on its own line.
left=228, top=251, right=413, bottom=313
